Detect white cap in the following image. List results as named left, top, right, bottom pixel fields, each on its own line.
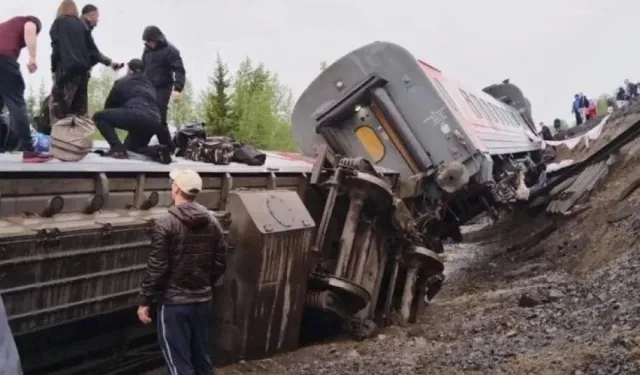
left=169, top=169, right=202, bottom=196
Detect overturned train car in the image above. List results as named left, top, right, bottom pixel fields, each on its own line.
left=0, top=146, right=440, bottom=374
left=292, top=41, right=545, bottom=247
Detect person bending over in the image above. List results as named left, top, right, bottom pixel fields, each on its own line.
left=141, top=25, right=186, bottom=151
left=93, top=58, right=169, bottom=162
left=49, top=0, right=95, bottom=123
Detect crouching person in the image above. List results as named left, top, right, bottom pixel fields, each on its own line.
left=93, top=58, right=170, bottom=162
left=137, top=169, right=227, bottom=375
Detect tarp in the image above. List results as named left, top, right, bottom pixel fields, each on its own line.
left=544, top=114, right=611, bottom=150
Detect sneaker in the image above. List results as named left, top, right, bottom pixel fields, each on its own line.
left=22, top=150, right=52, bottom=163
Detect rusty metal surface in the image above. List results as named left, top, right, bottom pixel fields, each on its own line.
left=0, top=166, right=308, bottom=336
left=215, top=190, right=315, bottom=363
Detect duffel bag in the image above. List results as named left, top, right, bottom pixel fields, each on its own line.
left=183, top=138, right=234, bottom=165
left=50, top=115, right=95, bottom=161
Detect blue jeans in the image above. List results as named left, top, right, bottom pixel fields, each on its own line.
left=157, top=302, right=213, bottom=375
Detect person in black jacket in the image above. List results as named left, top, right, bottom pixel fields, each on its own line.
left=80, top=4, right=121, bottom=71
left=141, top=25, right=186, bottom=151
left=93, top=58, right=169, bottom=162
left=49, top=0, right=95, bottom=123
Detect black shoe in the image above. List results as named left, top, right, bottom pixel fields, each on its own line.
left=106, top=146, right=128, bottom=159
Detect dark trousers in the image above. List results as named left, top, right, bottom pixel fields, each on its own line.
left=157, top=302, right=213, bottom=375
left=93, top=108, right=160, bottom=152
left=575, top=112, right=583, bottom=125
left=50, top=70, right=89, bottom=124
left=155, top=87, right=174, bottom=150
left=0, top=59, right=33, bottom=152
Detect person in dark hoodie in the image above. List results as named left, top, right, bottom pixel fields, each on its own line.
left=141, top=25, right=186, bottom=151
left=138, top=169, right=226, bottom=375
left=571, top=94, right=583, bottom=125
left=0, top=15, right=51, bottom=162
left=93, top=58, right=170, bottom=163
left=80, top=4, right=121, bottom=71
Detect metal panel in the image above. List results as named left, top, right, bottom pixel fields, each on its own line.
left=214, top=190, right=315, bottom=363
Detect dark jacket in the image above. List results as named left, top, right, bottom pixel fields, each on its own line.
left=627, top=82, right=638, bottom=98
left=81, top=17, right=111, bottom=67
left=0, top=16, right=41, bottom=61
left=104, top=72, right=161, bottom=121
left=139, top=202, right=227, bottom=306
left=141, top=26, right=186, bottom=92
left=0, top=294, right=22, bottom=375
left=49, top=15, right=94, bottom=74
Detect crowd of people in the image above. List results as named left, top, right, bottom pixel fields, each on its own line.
left=0, top=3, right=227, bottom=375
left=0, top=0, right=186, bottom=163
left=537, top=79, right=639, bottom=142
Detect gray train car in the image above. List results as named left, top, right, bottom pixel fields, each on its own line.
left=292, top=41, right=544, bottom=246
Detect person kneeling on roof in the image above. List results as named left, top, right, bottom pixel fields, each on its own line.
left=93, top=58, right=170, bottom=162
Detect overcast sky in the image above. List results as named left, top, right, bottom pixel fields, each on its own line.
left=2, top=0, right=636, bottom=126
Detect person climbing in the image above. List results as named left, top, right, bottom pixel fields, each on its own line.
left=141, top=25, right=186, bottom=152
left=572, top=94, right=583, bottom=125
left=0, top=14, right=51, bottom=162
left=49, top=0, right=95, bottom=123
left=93, top=58, right=170, bottom=163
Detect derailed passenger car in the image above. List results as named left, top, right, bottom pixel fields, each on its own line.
left=292, top=41, right=545, bottom=247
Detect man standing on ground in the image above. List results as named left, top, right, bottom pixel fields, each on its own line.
left=141, top=25, right=186, bottom=151
left=138, top=169, right=226, bottom=375
left=80, top=4, right=121, bottom=70
left=0, top=15, right=50, bottom=162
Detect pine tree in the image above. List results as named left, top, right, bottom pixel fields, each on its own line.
left=25, top=86, right=37, bottom=121
left=203, top=54, right=232, bottom=135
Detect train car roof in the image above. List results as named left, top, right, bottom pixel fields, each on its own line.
left=0, top=145, right=315, bottom=174
left=0, top=141, right=397, bottom=175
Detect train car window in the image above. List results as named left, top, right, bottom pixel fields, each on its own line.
left=432, top=78, right=459, bottom=112
left=493, top=104, right=512, bottom=127
left=508, top=112, right=522, bottom=127
left=354, top=126, right=385, bottom=162
left=478, top=98, right=499, bottom=123
left=488, top=103, right=505, bottom=126
left=458, top=90, right=482, bottom=118
left=470, top=95, right=492, bottom=121
left=502, top=109, right=516, bottom=127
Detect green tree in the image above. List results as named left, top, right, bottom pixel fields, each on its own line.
left=87, top=67, right=117, bottom=115
left=168, top=80, right=199, bottom=125
left=25, top=86, right=37, bottom=120
left=226, top=57, right=297, bottom=151
left=36, top=79, right=48, bottom=109
left=596, top=94, right=612, bottom=116
left=202, top=54, right=232, bottom=135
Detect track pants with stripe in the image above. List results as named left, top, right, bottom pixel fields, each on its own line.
left=157, top=302, right=213, bottom=375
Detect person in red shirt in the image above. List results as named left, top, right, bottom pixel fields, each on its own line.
left=0, top=15, right=51, bottom=162
left=586, top=99, right=597, bottom=121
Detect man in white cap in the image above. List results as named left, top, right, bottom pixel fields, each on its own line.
left=138, top=169, right=226, bottom=375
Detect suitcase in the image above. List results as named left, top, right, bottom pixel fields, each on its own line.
left=50, top=115, right=96, bottom=162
